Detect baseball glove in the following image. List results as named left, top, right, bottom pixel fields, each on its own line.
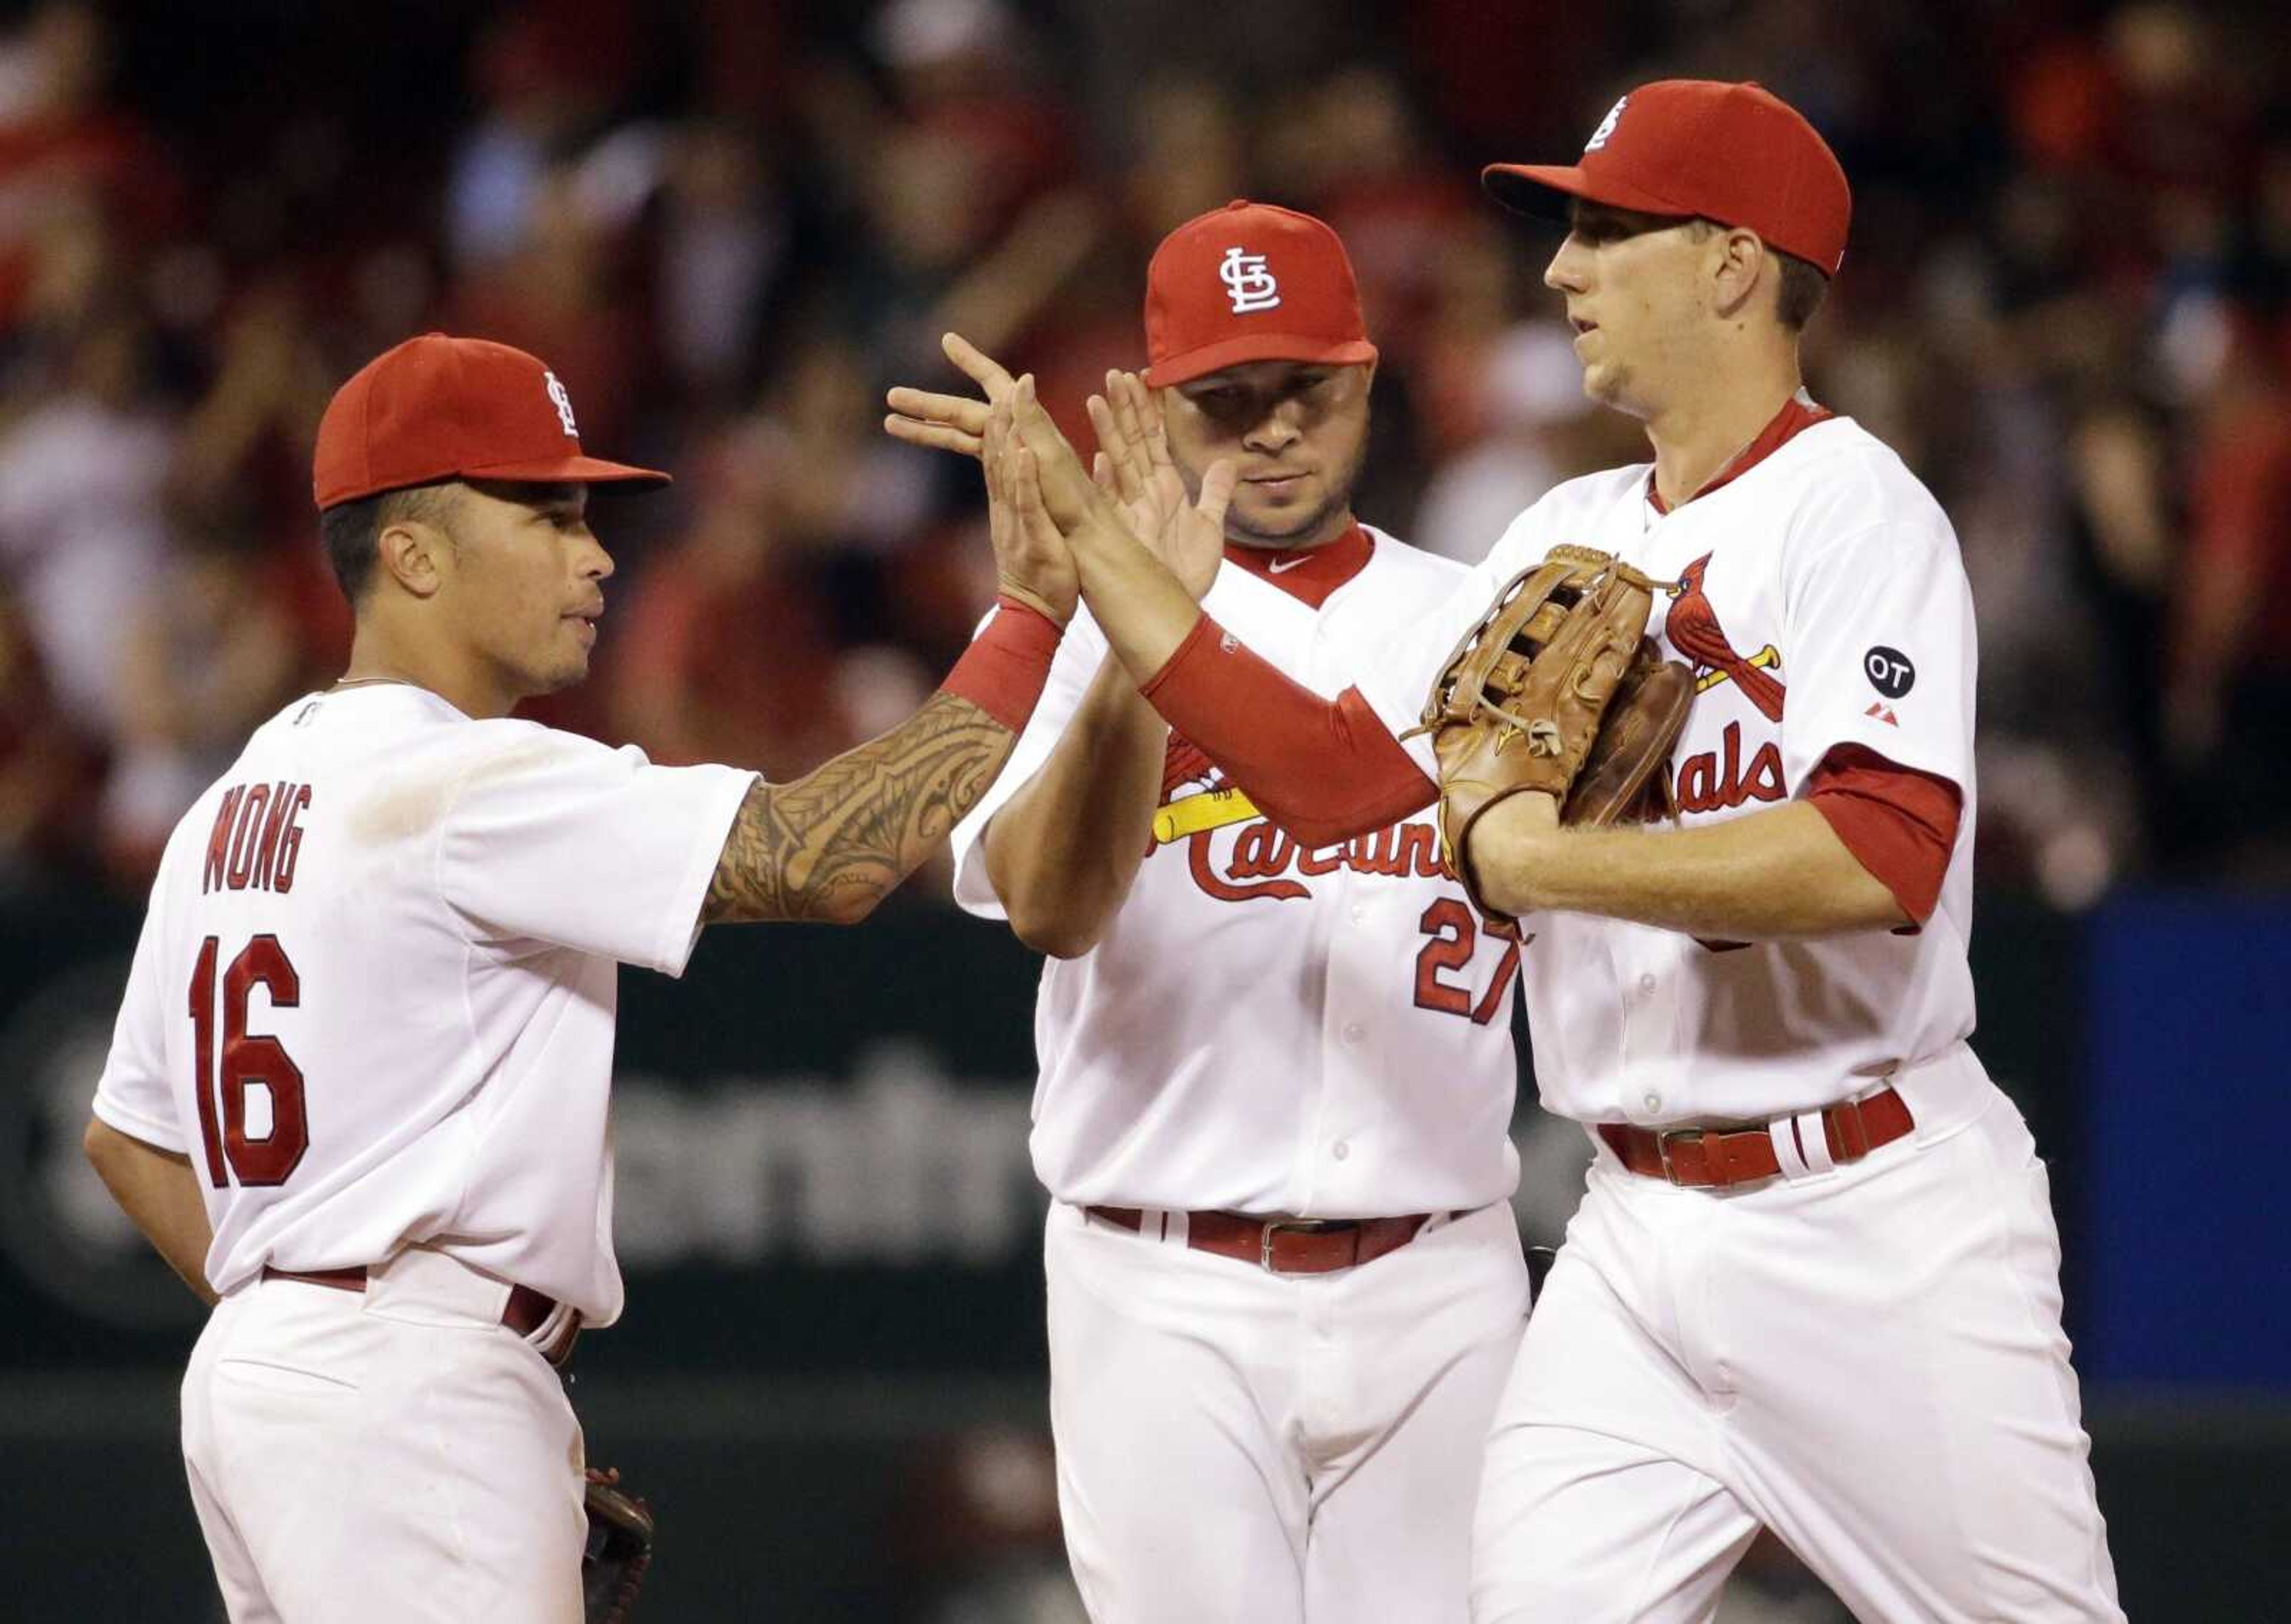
left=582, top=1467, right=654, bottom=1624
left=1411, top=545, right=1693, bottom=918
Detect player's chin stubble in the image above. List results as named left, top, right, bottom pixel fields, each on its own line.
left=1224, top=435, right=1367, bottom=551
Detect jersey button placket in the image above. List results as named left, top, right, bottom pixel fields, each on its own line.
left=1641, top=953, right=1687, bottom=1120
left=1616, top=949, right=1673, bottom=1120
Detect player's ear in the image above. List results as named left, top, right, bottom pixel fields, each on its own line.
left=376, top=508, right=451, bottom=600
left=1709, top=227, right=1768, bottom=322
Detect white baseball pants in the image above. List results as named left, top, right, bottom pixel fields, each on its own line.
left=180, top=1248, right=587, bottom=1623
left=1044, top=1196, right=1530, bottom=1623
left=1472, top=1055, right=2123, bottom=1623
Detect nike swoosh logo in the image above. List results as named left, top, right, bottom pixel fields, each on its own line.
left=1268, top=557, right=1309, bottom=574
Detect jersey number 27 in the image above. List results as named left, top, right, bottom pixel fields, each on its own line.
left=187, top=935, right=308, bottom=1187
left=1414, top=899, right=1521, bottom=1026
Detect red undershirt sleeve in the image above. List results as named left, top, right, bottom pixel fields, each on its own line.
left=1804, top=743, right=1963, bottom=929
left=1141, top=615, right=1438, bottom=847
left=938, top=596, right=1064, bottom=733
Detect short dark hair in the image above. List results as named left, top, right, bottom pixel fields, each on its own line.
left=1683, top=219, right=1830, bottom=331
left=317, top=481, right=456, bottom=603
left=1772, top=249, right=1829, bottom=331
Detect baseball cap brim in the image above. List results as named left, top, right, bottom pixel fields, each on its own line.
left=457, top=452, right=672, bottom=490
left=1143, top=333, right=1378, bottom=388
left=1481, top=162, right=1704, bottom=227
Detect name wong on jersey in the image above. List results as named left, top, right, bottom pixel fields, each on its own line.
left=202, top=781, right=315, bottom=896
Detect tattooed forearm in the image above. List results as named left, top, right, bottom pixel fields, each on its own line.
left=703, top=692, right=1017, bottom=924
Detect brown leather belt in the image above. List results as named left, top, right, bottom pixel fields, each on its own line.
left=260, top=1265, right=582, bottom=1367
left=1085, top=1206, right=1440, bottom=1274
left=1597, top=1086, right=1913, bottom=1190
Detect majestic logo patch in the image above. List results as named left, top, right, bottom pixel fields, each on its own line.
left=1586, top=96, right=1628, bottom=153
left=1665, top=554, right=1784, bottom=722
left=1218, top=246, right=1282, bottom=314
left=1864, top=646, right=1915, bottom=698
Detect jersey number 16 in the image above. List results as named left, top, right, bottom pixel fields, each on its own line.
left=187, top=935, right=309, bottom=1188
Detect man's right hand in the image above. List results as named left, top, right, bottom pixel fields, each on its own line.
left=981, top=394, right=1078, bottom=625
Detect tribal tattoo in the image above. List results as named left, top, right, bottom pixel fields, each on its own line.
left=702, top=692, right=1014, bottom=924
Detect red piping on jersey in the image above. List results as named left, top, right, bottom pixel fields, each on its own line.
left=1646, top=396, right=1834, bottom=515
left=1142, top=616, right=1436, bottom=848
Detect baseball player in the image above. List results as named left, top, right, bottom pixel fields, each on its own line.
left=891, top=202, right=1530, bottom=1623
left=78, top=331, right=1075, bottom=1623
left=937, top=81, right=2124, bottom=1624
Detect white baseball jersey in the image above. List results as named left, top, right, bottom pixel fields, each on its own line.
left=952, top=527, right=1521, bottom=1217
left=91, top=683, right=753, bottom=1323
left=1360, top=412, right=1977, bottom=1128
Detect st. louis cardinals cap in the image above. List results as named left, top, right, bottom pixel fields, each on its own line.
left=312, top=332, right=669, bottom=510
left=1483, top=80, right=1851, bottom=276
left=1142, top=200, right=1379, bottom=387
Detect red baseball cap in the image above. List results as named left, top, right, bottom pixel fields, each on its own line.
left=1483, top=81, right=1851, bottom=276
left=1142, top=200, right=1378, bottom=387
left=312, top=332, right=669, bottom=511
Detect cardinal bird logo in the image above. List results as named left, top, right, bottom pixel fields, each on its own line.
left=1665, top=554, right=1784, bottom=723
left=1151, top=733, right=1262, bottom=844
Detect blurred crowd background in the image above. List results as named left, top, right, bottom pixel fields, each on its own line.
left=1, top=0, right=2288, bottom=910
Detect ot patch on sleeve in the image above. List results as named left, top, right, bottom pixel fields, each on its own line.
left=1863, top=646, right=1915, bottom=698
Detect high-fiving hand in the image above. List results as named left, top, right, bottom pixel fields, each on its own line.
left=885, top=334, right=1234, bottom=601
left=976, top=389, right=1079, bottom=626
left=1082, top=368, right=1233, bottom=598
left=882, top=334, right=1078, bottom=624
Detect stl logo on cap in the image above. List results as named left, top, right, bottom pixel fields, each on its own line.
left=1218, top=246, right=1282, bottom=315
left=544, top=371, right=579, bottom=437
left=1586, top=95, right=1628, bottom=153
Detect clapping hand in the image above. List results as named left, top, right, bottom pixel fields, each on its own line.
left=887, top=335, right=1233, bottom=600
left=1083, top=368, right=1233, bottom=599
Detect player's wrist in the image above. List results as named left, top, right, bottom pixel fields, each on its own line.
left=995, top=579, right=1071, bottom=629
left=940, top=596, right=1065, bottom=733
left=1468, top=794, right=1564, bottom=915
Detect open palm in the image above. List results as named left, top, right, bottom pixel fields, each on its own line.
left=1086, top=370, right=1230, bottom=599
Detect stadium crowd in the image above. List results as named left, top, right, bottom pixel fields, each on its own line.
left=0, top=0, right=2284, bottom=907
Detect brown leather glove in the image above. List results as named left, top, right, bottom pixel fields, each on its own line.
left=583, top=1467, right=654, bottom=1624
left=1411, top=545, right=1693, bottom=919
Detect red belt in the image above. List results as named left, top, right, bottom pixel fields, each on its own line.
left=1597, top=1086, right=1914, bottom=1190
left=1084, top=1206, right=1440, bottom=1274
left=260, top=1265, right=582, bottom=1367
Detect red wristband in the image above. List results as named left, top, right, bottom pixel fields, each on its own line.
left=940, top=595, right=1064, bottom=733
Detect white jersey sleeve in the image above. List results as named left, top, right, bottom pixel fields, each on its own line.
left=949, top=605, right=1113, bottom=920
left=438, top=726, right=755, bottom=976
left=91, top=904, right=186, bottom=1153
left=1779, top=507, right=1976, bottom=793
